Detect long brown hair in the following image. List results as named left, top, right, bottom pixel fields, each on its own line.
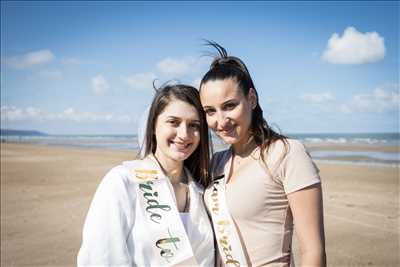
left=200, top=40, right=288, bottom=166
left=141, top=83, right=211, bottom=187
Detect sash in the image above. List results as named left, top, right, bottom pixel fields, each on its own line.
left=206, top=151, right=248, bottom=266
left=124, top=156, right=199, bottom=266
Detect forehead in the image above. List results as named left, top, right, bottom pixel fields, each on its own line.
left=200, top=78, right=244, bottom=105
left=158, top=99, right=199, bottom=120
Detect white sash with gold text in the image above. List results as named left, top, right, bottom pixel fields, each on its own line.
left=123, top=157, right=199, bottom=266
left=205, top=175, right=247, bottom=267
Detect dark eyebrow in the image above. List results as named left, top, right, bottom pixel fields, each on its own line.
left=223, top=99, right=237, bottom=105
left=166, top=116, right=200, bottom=123
left=202, top=106, right=214, bottom=110
left=166, top=116, right=180, bottom=120
left=203, top=98, right=237, bottom=109
left=203, top=99, right=237, bottom=110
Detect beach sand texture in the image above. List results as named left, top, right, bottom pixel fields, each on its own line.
left=1, top=143, right=399, bottom=266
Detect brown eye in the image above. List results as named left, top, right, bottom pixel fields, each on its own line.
left=189, top=123, right=200, bottom=130
left=167, top=120, right=179, bottom=127
left=224, top=102, right=237, bottom=110
left=204, top=109, right=215, bottom=116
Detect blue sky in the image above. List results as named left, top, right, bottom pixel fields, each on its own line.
left=1, top=1, right=398, bottom=134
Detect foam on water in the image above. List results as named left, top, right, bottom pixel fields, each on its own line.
left=310, top=150, right=400, bottom=161
left=2, top=132, right=399, bottom=166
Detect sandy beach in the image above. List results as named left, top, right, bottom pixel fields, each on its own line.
left=1, top=143, right=399, bottom=266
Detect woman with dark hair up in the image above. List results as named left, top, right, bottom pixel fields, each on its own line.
left=200, top=42, right=326, bottom=267
left=78, top=84, right=215, bottom=266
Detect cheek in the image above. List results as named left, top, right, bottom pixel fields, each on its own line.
left=232, top=106, right=252, bottom=127
left=193, top=132, right=201, bottom=146
left=155, top=126, right=173, bottom=142
left=206, top=115, right=217, bottom=129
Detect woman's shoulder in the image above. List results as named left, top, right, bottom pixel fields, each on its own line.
left=98, top=164, right=134, bottom=192
left=260, top=138, right=310, bottom=171
left=120, top=157, right=161, bottom=182
left=285, top=138, right=310, bottom=158
left=267, top=138, right=308, bottom=157
left=101, top=158, right=155, bottom=186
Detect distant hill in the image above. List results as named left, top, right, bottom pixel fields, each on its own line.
left=0, top=129, right=48, bottom=136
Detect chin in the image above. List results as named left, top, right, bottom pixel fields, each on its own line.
left=218, top=135, right=240, bottom=145
left=170, top=151, right=192, bottom=162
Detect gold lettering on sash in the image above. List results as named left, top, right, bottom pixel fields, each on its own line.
left=135, top=169, right=158, bottom=180
left=216, top=219, right=241, bottom=266
left=139, top=181, right=171, bottom=224
left=211, top=186, right=219, bottom=214
left=156, top=228, right=181, bottom=263
left=136, top=169, right=158, bottom=174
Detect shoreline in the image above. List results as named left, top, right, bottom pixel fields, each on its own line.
left=306, top=143, right=399, bottom=153
left=3, top=141, right=398, bottom=167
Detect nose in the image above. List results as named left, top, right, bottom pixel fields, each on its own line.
left=216, top=111, right=228, bottom=128
left=177, top=123, right=189, bottom=140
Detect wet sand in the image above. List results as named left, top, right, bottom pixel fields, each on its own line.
left=307, top=143, right=399, bottom=153
left=1, top=143, right=399, bottom=266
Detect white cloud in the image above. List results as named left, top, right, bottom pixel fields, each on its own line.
left=1, top=106, right=44, bottom=121
left=121, top=72, right=156, bottom=90
left=57, top=108, right=112, bottom=122
left=91, top=75, right=109, bottom=95
left=157, top=57, right=193, bottom=75
left=156, top=56, right=209, bottom=76
left=342, top=84, right=399, bottom=113
left=300, top=85, right=399, bottom=114
left=1, top=106, right=133, bottom=123
left=57, top=108, right=133, bottom=123
left=300, top=92, right=335, bottom=104
left=115, top=115, right=133, bottom=123
left=322, top=27, right=385, bottom=64
left=6, top=49, right=55, bottom=69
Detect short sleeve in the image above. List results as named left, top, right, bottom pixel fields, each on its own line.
left=279, top=140, right=321, bottom=194
left=77, top=166, right=135, bottom=267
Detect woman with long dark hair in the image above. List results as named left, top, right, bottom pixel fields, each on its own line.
left=200, top=42, right=326, bottom=267
left=78, top=84, right=215, bottom=266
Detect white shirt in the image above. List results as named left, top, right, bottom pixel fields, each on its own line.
left=77, top=157, right=215, bottom=267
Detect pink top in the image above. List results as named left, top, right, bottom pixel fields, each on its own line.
left=210, top=139, right=321, bottom=266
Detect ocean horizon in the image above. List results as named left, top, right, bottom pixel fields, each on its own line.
left=2, top=132, right=399, bottom=167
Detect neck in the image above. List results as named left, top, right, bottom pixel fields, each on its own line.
left=153, top=152, right=184, bottom=185
left=232, top=135, right=257, bottom=157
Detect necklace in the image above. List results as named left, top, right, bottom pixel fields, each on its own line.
left=182, top=185, right=190, bottom=212
left=233, top=147, right=257, bottom=165
left=176, top=171, right=190, bottom=212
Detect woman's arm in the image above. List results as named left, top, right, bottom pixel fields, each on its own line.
left=288, top=183, right=326, bottom=267
left=77, top=167, right=135, bottom=267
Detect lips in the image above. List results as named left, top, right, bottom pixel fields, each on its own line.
left=170, top=140, right=192, bottom=152
left=217, top=125, right=236, bottom=136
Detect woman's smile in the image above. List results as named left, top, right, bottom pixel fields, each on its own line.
left=217, top=124, right=236, bottom=136
left=169, top=140, right=193, bottom=152
left=155, top=99, right=201, bottom=163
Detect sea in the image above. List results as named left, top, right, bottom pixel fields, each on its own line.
left=2, top=132, right=399, bottom=167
